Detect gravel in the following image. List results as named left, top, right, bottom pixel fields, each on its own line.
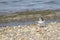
left=0, top=22, right=60, bottom=40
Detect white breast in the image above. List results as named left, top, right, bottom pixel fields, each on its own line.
left=38, top=20, right=45, bottom=23
left=38, top=18, right=45, bottom=23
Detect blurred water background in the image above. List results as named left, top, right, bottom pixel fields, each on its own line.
left=0, top=0, right=60, bottom=14
left=0, top=0, right=60, bottom=26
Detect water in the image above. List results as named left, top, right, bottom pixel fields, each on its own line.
left=0, top=0, right=60, bottom=13
left=0, top=21, right=36, bottom=26
left=0, top=0, right=60, bottom=26
left=0, top=19, right=60, bottom=26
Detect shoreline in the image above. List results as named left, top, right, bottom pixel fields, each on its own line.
left=0, top=9, right=60, bottom=23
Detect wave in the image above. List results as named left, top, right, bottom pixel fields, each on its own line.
left=0, top=0, right=60, bottom=13
left=0, top=1, right=8, bottom=5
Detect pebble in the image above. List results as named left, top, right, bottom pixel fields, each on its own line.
left=0, top=22, right=60, bottom=40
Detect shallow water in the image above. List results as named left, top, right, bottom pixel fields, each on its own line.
left=0, top=19, right=60, bottom=26
left=0, top=0, right=60, bottom=13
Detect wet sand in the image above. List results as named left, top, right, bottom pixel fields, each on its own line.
left=0, top=10, right=59, bottom=23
